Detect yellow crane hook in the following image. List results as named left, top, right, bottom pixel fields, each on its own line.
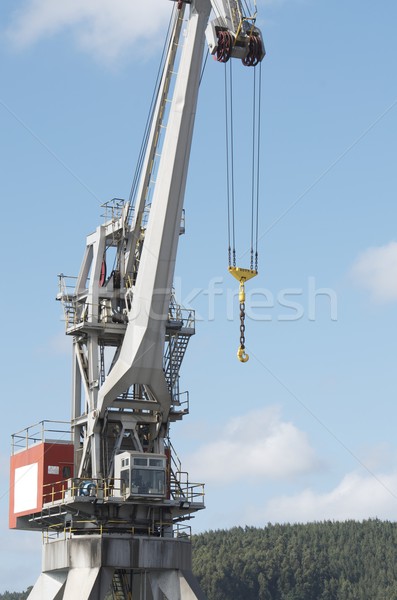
left=229, top=266, right=257, bottom=363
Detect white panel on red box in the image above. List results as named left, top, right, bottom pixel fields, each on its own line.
left=14, top=463, right=38, bottom=513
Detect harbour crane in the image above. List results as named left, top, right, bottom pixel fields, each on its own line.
left=9, top=1, right=265, bottom=598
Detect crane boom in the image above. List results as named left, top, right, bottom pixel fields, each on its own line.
left=74, top=0, right=264, bottom=480
left=86, top=0, right=213, bottom=478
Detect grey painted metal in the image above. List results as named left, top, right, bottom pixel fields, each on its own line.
left=57, top=0, right=214, bottom=485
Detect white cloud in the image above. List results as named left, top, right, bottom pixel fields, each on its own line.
left=5, top=0, right=171, bottom=63
left=185, top=406, right=320, bottom=484
left=350, top=241, right=397, bottom=303
left=4, top=1, right=278, bottom=64
left=256, top=470, right=397, bottom=524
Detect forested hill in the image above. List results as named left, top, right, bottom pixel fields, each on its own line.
left=192, top=519, right=397, bottom=600
left=0, top=592, right=31, bottom=600
left=3, top=520, right=397, bottom=600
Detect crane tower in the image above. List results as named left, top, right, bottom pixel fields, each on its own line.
left=9, top=1, right=265, bottom=598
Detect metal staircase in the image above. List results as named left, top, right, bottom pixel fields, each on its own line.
left=164, top=332, right=191, bottom=397
left=164, top=295, right=195, bottom=400
left=112, top=570, right=131, bottom=600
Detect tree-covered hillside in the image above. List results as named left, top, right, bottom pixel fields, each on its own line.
left=3, top=520, right=397, bottom=599
left=0, top=590, right=31, bottom=600
left=192, top=519, right=397, bottom=600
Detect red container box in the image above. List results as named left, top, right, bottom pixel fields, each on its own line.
left=9, top=441, right=74, bottom=529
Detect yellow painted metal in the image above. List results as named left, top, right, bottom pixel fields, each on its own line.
left=228, top=266, right=257, bottom=282
left=228, top=266, right=258, bottom=303
left=237, top=346, right=249, bottom=362
left=228, top=266, right=258, bottom=363
left=239, top=280, right=245, bottom=303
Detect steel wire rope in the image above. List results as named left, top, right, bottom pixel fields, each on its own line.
left=240, top=0, right=258, bottom=35
left=250, top=62, right=262, bottom=271
left=199, top=48, right=210, bottom=86
left=225, top=61, right=237, bottom=267
left=225, top=64, right=232, bottom=266
left=229, top=62, right=237, bottom=267
left=242, top=0, right=255, bottom=18
left=226, top=61, right=261, bottom=270
left=250, top=65, right=257, bottom=270
left=128, top=5, right=177, bottom=210
left=254, top=61, right=262, bottom=271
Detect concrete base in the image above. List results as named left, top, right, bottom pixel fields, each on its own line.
left=28, top=536, right=207, bottom=599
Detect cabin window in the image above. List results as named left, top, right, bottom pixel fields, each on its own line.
left=131, top=468, right=165, bottom=495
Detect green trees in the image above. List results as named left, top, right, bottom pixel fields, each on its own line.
left=4, top=521, right=397, bottom=599
left=0, top=589, right=31, bottom=600
left=192, top=520, right=397, bottom=600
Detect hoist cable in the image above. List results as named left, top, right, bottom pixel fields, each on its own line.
left=252, top=62, right=262, bottom=271
left=199, top=48, right=210, bottom=86
left=242, top=0, right=253, bottom=17
left=241, top=0, right=258, bottom=22
left=225, top=65, right=232, bottom=266
left=250, top=65, right=257, bottom=270
left=225, top=58, right=263, bottom=273
left=229, top=61, right=236, bottom=267
left=255, top=62, right=262, bottom=270
left=225, top=61, right=236, bottom=267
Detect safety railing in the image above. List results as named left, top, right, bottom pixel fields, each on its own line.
left=11, top=420, right=72, bottom=454
left=166, top=441, right=205, bottom=504
left=42, top=475, right=205, bottom=507
left=57, top=290, right=127, bottom=332
left=57, top=273, right=79, bottom=299
left=43, top=477, right=107, bottom=505
left=42, top=521, right=140, bottom=542
left=100, top=198, right=126, bottom=223
left=166, top=306, right=195, bottom=334
left=58, top=275, right=195, bottom=332
left=170, top=472, right=205, bottom=505
left=175, top=523, right=192, bottom=538
left=56, top=274, right=84, bottom=329
left=42, top=518, right=193, bottom=543
left=171, top=390, right=189, bottom=412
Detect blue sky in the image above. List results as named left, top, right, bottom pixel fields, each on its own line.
left=1, top=0, right=397, bottom=592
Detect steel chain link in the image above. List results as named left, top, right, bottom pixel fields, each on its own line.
left=239, top=302, right=246, bottom=348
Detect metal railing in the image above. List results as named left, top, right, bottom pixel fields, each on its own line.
left=170, top=472, right=205, bottom=504
left=11, top=420, right=72, bottom=454
left=166, top=305, right=195, bottom=334
left=57, top=287, right=127, bottom=331
left=57, top=274, right=84, bottom=329
left=43, top=519, right=193, bottom=543
left=100, top=198, right=126, bottom=223
left=42, top=475, right=205, bottom=508
left=171, top=390, right=189, bottom=412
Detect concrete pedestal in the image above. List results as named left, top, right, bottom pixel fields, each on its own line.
left=28, top=535, right=206, bottom=600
